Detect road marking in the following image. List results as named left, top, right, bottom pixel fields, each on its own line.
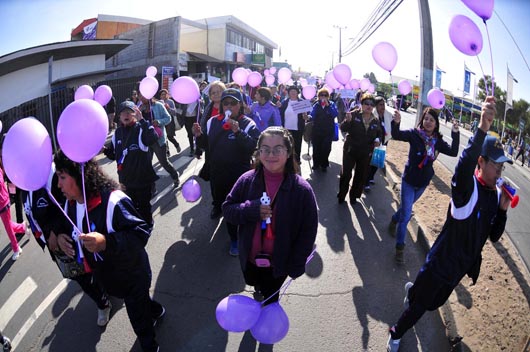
left=11, top=279, right=69, bottom=350
left=0, top=277, right=37, bottom=329
left=151, top=157, right=204, bottom=205
left=503, top=176, right=519, bottom=190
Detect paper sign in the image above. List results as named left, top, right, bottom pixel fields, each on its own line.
left=291, top=100, right=312, bottom=114
left=338, top=89, right=356, bottom=99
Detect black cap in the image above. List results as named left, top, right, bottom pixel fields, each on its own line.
left=221, top=88, right=243, bottom=102
left=117, top=101, right=136, bottom=115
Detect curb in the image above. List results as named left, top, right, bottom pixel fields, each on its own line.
left=384, top=164, right=463, bottom=351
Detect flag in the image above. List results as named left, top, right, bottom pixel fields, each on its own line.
left=463, top=63, right=475, bottom=95
left=506, top=65, right=514, bottom=109
left=435, top=65, right=445, bottom=89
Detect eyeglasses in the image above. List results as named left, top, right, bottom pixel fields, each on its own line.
left=488, top=160, right=505, bottom=171
left=258, top=146, right=287, bottom=156
left=363, top=101, right=375, bottom=107
left=222, top=99, right=239, bottom=106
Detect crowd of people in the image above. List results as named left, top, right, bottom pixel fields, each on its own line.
left=0, top=73, right=516, bottom=351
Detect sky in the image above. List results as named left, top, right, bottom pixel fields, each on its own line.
left=1, top=0, right=529, bottom=103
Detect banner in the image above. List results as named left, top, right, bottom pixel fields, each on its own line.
left=463, top=64, right=474, bottom=96
left=161, top=66, right=175, bottom=91
left=435, top=65, right=445, bottom=89
left=506, top=66, right=514, bottom=109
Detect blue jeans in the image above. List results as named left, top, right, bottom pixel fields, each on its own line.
left=392, top=179, right=427, bottom=247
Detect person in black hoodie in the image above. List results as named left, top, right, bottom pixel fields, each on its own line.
left=104, top=101, right=159, bottom=228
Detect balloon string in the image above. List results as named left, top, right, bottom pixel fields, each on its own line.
left=81, top=163, right=90, bottom=233
left=46, top=189, right=83, bottom=238
left=260, top=246, right=317, bottom=305
left=476, top=56, right=489, bottom=96
left=389, top=72, right=397, bottom=110
left=484, top=20, right=495, bottom=95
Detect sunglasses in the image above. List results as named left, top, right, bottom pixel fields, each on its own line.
left=222, top=99, right=239, bottom=106
left=363, top=101, right=375, bottom=107
left=319, top=94, right=329, bottom=97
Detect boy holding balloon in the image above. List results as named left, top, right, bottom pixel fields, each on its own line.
left=387, top=97, right=513, bottom=351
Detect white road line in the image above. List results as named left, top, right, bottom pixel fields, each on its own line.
left=11, top=279, right=69, bottom=350
left=503, top=176, right=519, bottom=190
left=0, top=277, right=37, bottom=329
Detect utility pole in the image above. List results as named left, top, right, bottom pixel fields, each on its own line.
left=417, top=0, right=433, bottom=125
left=333, top=25, right=346, bottom=63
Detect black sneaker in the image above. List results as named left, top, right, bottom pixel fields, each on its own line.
left=210, top=206, right=222, bottom=219
left=2, top=336, right=12, bottom=352
left=176, top=144, right=182, bottom=153
left=153, top=306, right=166, bottom=327
left=173, top=178, right=180, bottom=188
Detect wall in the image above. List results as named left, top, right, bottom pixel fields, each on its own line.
left=96, top=21, right=143, bottom=39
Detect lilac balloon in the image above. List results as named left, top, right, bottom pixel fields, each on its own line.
left=323, top=84, right=334, bottom=94
left=94, top=85, right=113, bottom=106
left=250, top=302, right=290, bottom=344
left=299, top=78, right=308, bottom=87
left=182, top=179, right=201, bottom=202
left=139, top=76, right=159, bottom=99
left=269, top=67, right=277, bottom=75
left=461, top=0, right=494, bottom=20
left=277, top=68, right=292, bottom=84
left=170, top=76, right=200, bottom=104
left=360, top=78, right=371, bottom=91
left=333, top=63, right=352, bottom=85
left=2, top=118, right=52, bottom=191
left=57, top=99, right=109, bottom=163
left=264, top=69, right=270, bottom=76
left=398, top=80, right=412, bottom=95
left=247, top=72, right=263, bottom=88
left=215, top=295, right=262, bottom=333
left=302, top=85, right=316, bottom=100
left=350, top=79, right=360, bottom=90
left=232, top=67, right=249, bottom=86
left=368, top=84, right=375, bottom=94
left=449, top=15, right=483, bottom=56
left=372, top=42, right=398, bottom=72
left=74, top=85, right=94, bottom=100
left=325, top=71, right=341, bottom=89
left=427, top=88, right=445, bottom=109
left=0, top=120, right=2, bottom=133
left=265, top=75, right=276, bottom=86
left=146, top=66, right=157, bottom=77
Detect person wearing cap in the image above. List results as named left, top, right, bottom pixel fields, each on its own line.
left=279, top=85, right=308, bottom=164
left=192, top=88, right=260, bottom=256
left=249, top=87, right=282, bottom=133
left=388, top=107, right=460, bottom=263
left=104, top=101, right=159, bottom=228
left=387, top=97, right=513, bottom=352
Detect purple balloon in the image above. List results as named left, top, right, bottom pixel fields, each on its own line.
left=74, top=85, right=94, bottom=100
left=302, top=85, right=316, bottom=100
left=2, top=118, right=52, bottom=191
left=265, top=75, right=276, bottom=86
left=232, top=67, right=249, bottom=86
left=93, top=85, right=113, bottom=106
left=449, top=15, right=483, bottom=56
left=216, top=295, right=262, bottom=333
left=277, top=68, right=292, bottom=84
left=398, top=80, right=412, bottom=95
left=57, top=99, right=109, bottom=163
left=427, top=88, right=445, bottom=109
left=372, top=42, right=398, bottom=72
left=139, top=76, right=159, bottom=100
left=170, top=77, right=200, bottom=104
left=264, top=69, right=270, bottom=76
left=146, top=65, right=157, bottom=77
left=461, top=0, right=494, bottom=20
left=250, top=302, right=289, bottom=344
left=325, top=71, right=341, bottom=89
left=247, top=72, right=263, bottom=88
left=269, top=67, right=277, bottom=75
left=332, top=63, right=352, bottom=85
left=360, top=78, right=371, bottom=91
left=349, top=79, right=360, bottom=90
left=182, top=179, right=201, bottom=202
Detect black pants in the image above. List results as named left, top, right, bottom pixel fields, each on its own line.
left=288, top=129, right=303, bottom=163
left=14, top=187, right=24, bottom=223
left=151, top=143, right=179, bottom=181
left=73, top=274, right=109, bottom=310
left=311, top=133, right=333, bottom=168
left=338, top=149, right=370, bottom=201
left=365, top=165, right=378, bottom=185
left=124, top=185, right=154, bottom=227
left=243, top=261, right=287, bottom=305
left=515, top=149, right=526, bottom=165
left=184, top=115, right=196, bottom=152
left=211, top=167, right=242, bottom=241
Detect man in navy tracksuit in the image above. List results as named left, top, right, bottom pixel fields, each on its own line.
left=387, top=97, right=512, bottom=351
left=104, top=101, right=159, bottom=228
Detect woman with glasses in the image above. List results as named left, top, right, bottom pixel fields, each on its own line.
left=193, top=88, right=260, bottom=256
left=308, top=88, right=339, bottom=171
left=337, top=93, right=383, bottom=206
left=389, top=107, right=460, bottom=263
left=223, top=127, right=318, bottom=303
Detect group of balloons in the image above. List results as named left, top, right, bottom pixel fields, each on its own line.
left=2, top=84, right=113, bottom=191
left=216, top=295, right=290, bottom=344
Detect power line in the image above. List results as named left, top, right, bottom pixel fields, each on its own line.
left=494, top=9, right=530, bottom=73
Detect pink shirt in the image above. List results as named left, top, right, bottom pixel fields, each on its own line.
left=0, top=168, right=10, bottom=209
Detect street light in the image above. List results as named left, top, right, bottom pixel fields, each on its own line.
left=333, top=25, right=346, bottom=63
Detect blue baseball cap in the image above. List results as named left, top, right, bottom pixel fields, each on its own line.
left=481, top=135, right=513, bottom=164
left=117, top=101, right=136, bottom=115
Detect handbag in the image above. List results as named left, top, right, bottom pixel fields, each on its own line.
left=303, top=121, right=313, bottom=143
left=370, top=146, right=386, bottom=168
left=54, top=250, right=87, bottom=279
left=333, top=121, right=339, bottom=141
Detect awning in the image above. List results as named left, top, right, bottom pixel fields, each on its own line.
left=186, top=51, right=222, bottom=63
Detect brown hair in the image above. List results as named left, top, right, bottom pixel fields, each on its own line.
left=254, top=127, right=300, bottom=175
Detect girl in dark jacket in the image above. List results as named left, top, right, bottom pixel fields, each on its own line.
left=223, top=127, right=318, bottom=303
left=389, top=107, right=460, bottom=263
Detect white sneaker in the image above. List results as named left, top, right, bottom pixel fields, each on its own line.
left=97, top=302, right=112, bottom=327
left=11, top=248, right=22, bottom=261
left=387, top=333, right=400, bottom=352
left=404, top=282, right=414, bottom=309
